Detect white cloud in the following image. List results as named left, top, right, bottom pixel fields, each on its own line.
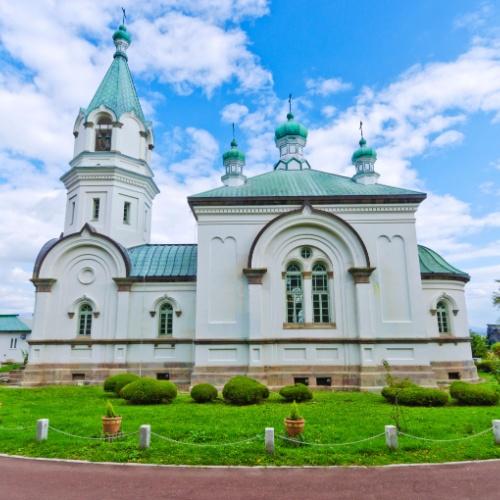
left=321, top=105, right=337, bottom=118
left=454, top=2, right=493, bottom=31
left=431, top=130, right=464, bottom=148
left=221, top=103, right=249, bottom=123
left=306, top=77, right=351, bottom=96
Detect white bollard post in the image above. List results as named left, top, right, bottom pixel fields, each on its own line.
left=493, top=420, right=500, bottom=445
left=385, top=425, right=398, bottom=450
left=36, top=419, right=49, bottom=442
left=265, top=427, right=275, bottom=454
left=139, top=424, right=151, bottom=449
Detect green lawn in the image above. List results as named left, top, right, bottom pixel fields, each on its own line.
left=0, top=363, right=21, bottom=373
left=0, top=386, right=499, bottom=466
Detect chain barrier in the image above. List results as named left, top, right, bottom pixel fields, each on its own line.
left=150, top=431, right=261, bottom=447
left=49, top=426, right=139, bottom=441
left=0, top=426, right=28, bottom=432
left=277, top=432, right=386, bottom=447
left=398, top=427, right=493, bottom=443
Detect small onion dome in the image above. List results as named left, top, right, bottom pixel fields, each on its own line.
left=222, top=138, right=246, bottom=162
left=113, top=24, right=132, bottom=45
left=351, top=136, right=377, bottom=163
left=275, top=112, right=308, bottom=141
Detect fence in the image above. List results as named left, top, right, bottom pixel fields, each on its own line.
left=1, top=418, right=491, bottom=453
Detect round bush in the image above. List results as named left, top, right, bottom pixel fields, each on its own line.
left=120, top=377, right=178, bottom=404
left=450, top=381, right=499, bottom=406
left=103, top=373, right=140, bottom=395
left=492, top=342, right=500, bottom=357
left=382, top=381, right=448, bottom=406
left=381, top=379, right=417, bottom=404
left=191, top=383, right=218, bottom=403
left=222, top=376, right=269, bottom=405
left=279, top=383, right=313, bottom=402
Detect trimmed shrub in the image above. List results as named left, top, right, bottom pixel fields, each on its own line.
left=475, top=358, right=500, bottom=373
left=103, top=373, right=140, bottom=395
left=382, top=381, right=448, bottom=406
left=450, top=381, right=499, bottom=406
left=279, top=383, right=313, bottom=402
left=222, top=376, right=269, bottom=405
left=191, top=383, right=218, bottom=403
left=381, top=379, right=416, bottom=404
left=121, top=377, right=177, bottom=404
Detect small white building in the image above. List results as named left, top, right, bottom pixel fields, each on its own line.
left=0, top=315, right=31, bottom=365
left=25, top=25, right=477, bottom=389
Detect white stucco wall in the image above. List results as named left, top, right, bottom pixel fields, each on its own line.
left=0, top=333, right=29, bottom=364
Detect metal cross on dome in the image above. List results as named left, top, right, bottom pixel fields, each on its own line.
left=288, top=94, right=293, bottom=114
left=122, top=7, right=127, bottom=25
left=359, top=120, right=364, bottom=139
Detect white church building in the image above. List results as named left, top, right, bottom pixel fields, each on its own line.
left=25, top=25, right=477, bottom=389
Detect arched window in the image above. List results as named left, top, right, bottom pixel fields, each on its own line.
left=78, top=303, right=93, bottom=336
left=312, top=262, right=330, bottom=323
left=285, top=263, right=304, bottom=323
left=436, top=300, right=450, bottom=334
left=95, top=115, right=113, bottom=151
left=158, top=302, right=173, bottom=336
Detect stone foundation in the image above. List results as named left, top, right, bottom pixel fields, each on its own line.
left=21, top=360, right=478, bottom=391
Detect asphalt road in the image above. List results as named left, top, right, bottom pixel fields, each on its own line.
left=2, top=455, right=500, bottom=500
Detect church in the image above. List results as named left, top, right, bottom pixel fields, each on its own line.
left=25, top=25, right=477, bottom=389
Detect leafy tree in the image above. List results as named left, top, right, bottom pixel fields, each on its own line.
left=494, top=280, right=500, bottom=308
left=470, top=332, right=488, bottom=359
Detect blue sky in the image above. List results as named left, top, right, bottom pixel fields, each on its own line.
left=0, top=0, right=498, bottom=329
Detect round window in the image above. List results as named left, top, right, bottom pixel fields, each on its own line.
left=300, top=246, right=312, bottom=259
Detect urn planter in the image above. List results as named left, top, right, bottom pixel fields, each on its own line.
left=102, top=416, right=122, bottom=436
left=284, top=417, right=305, bottom=437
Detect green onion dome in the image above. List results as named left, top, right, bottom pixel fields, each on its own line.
left=275, top=112, right=308, bottom=141
left=113, top=24, right=132, bottom=45
left=351, top=137, right=377, bottom=163
left=222, top=138, right=246, bottom=162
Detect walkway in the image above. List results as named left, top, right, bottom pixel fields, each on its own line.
left=2, top=455, right=500, bottom=500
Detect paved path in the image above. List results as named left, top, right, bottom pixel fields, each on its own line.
left=2, top=455, right=500, bottom=500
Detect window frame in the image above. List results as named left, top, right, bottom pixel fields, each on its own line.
left=158, top=302, right=174, bottom=336
left=92, top=197, right=100, bottom=221
left=285, top=262, right=304, bottom=324
left=78, top=303, right=93, bottom=337
left=436, top=300, right=450, bottom=334
left=95, top=115, right=113, bottom=152
left=311, top=261, right=331, bottom=323
left=123, top=201, right=131, bottom=225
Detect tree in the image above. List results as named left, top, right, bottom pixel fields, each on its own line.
left=494, top=280, right=500, bottom=308
left=470, top=332, right=488, bottom=359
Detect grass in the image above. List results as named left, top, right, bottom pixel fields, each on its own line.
left=0, top=384, right=499, bottom=466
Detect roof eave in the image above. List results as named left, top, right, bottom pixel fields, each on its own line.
left=420, top=272, right=470, bottom=283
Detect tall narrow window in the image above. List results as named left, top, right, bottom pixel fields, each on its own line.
left=436, top=300, right=450, bottom=334
left=92, top=198, right=100, bottom=220
left=10, top=338, right=17, bottom=349
left=123, top=201, right=131, bottom=224
left=78, top=303, right=93, bottom=336
left=286, top=263, right=304, bottom=323
left=95, top=115, right=113, bottom=151
left=70, top=200, right=76, bottom=225
left=312, top=263, right=330, bottom=323
left=158, top=303, right=173, bottom=336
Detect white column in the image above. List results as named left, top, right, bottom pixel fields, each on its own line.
left=354, top=283, right=375, bottom=338
left=303, top=274, right=312, bottom=324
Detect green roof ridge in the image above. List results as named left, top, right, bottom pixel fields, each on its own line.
left=85, top=47, right=146, bottom=125
left=0, top=314, right=31, bottom=332
left=190, top=168, right=425, bottom=199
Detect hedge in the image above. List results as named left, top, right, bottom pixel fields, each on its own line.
left=103, top=373, right=140, bottom=395
left=222, top=376, right=269, bottom=405
left=382, top=381, right=448, bottom=406
left=450, top=381, right=499, bottom=406
left=190, top=383, right=218, bottom=403
left=121, top=378, right=178, bottom=404
left=279, top=383, right=313, bottom=402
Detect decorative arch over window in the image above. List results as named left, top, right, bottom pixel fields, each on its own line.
left=430, top=293, right=459, bottom=317
left=285, top=262, right=304, bottom=323
left=67, top=295, right=100, bottom=319
left=78, top=303, right=93, bottom=336
left=149, top=295, right=182, bottom=318
left=436, top=300, right=451, bottom=334
left=312, top=262, right=330, bottom=323
left=95, top=114, right=113, bottom=151
left=158, top=302, right=173, bottom=336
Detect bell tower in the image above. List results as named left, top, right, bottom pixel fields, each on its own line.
left=61, top=23, right=159, bottom=247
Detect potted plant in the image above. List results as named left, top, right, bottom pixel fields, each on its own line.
left=102, top=401, right=122, bottom=436
left=284, top=401, right=305, bottom=437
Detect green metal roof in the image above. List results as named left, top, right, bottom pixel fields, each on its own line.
left=0, top=315, right=30, bottom=333
left=275, top=113, right=308, bottom=140
left=128, top=244, right=197, bottom=278
left=418, top=245, right=470, bottom=281
left=113, top=24, right=131, bottom=44
left=190, top=168, right=425, bottom=199
left=85, top=37, right=146, bottom=125
left=223, top=139, right=245, bottom=162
